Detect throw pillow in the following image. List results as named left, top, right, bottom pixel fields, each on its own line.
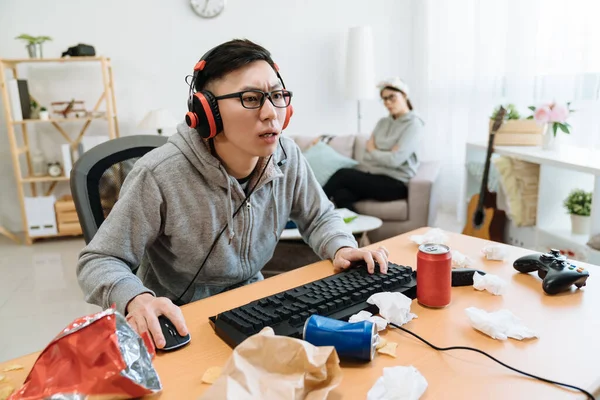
left=303, top=141, right=358, bottom=186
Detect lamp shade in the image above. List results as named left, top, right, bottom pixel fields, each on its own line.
left=345, top=26, right=376, bottom=100
left=138, top=108, right=179, bottom=135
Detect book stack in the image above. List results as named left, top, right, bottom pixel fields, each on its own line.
left=490, top=120, right=544, bottom=146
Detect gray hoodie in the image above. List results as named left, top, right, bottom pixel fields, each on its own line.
left=77, top=124, right=358, bottom=315
left=357, top=111, right=424, bottom=182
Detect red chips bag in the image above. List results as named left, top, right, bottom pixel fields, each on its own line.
left=10, top=307, right=161, bottom=400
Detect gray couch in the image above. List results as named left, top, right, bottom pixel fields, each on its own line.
left=292, top=133, right=441, bottom=243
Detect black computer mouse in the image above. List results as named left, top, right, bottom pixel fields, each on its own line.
left=157, top=315, right=191, bottom=351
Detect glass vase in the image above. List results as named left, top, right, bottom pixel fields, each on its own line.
left=541, top=124, right=558, bottom=150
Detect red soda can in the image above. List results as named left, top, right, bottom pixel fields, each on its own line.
left=416, top=243, right=452, bottom=308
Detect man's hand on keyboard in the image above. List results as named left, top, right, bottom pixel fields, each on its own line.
left=333, top=246, right=389, bottom=274
left=125, top=293, right=188, bottom=349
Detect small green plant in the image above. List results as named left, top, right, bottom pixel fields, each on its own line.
left=563, top=189, right=592, bottom=216
left=15, top=34, right=52, bottom=45
left=40, top=107, right=47, bottom=111
left=491, top=104, right=521, bottom=120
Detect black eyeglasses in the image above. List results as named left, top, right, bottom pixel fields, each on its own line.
left=214, top=89, right=293, bottom=109
left=381, top=94, right=398, bottom=103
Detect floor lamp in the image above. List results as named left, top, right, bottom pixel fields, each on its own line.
left=138, top=108, right=179, bottom=136
left=345, top=26, right=375, bottom=134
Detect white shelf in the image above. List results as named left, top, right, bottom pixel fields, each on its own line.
left=537, top=226, right=591, bottom=247
left=467, top=142, right=600, bottom=175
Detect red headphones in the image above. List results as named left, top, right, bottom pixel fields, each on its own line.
left=185, top=48, right=294, bottom=139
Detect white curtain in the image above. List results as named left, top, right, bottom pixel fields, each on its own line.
left=410, top=0, right=600, bottom=218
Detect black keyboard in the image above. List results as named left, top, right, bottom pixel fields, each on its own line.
left=209, top=262, right=416, bottom=348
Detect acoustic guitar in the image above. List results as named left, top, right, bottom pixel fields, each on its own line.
left=462, top=106, right=507, bottom=242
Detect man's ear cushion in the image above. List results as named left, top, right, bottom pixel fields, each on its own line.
left=303, top=141, right=358, bottom=186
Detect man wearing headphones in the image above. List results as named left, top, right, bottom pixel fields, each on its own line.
left=77, top=39, right=390, bottom=350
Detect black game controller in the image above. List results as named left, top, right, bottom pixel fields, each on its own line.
left=513, top=249, right=589, bottom=295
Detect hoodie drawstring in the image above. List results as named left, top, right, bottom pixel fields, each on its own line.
left=270, top=183, right=279, bottom=239
left=226, top=177, right=235, bottom=244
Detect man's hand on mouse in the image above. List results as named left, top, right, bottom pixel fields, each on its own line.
left=125, top=293, right=188, bottom=349
left=333, top=246, right=389, bottom=274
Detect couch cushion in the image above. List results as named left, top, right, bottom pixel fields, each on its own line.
left=302, top=141, right=359, bottom=186
left=354, top=199, right=408, bottom=221
left=292, top=134, right=356, bottom=159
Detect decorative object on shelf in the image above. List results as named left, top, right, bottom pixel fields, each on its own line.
left=31, top=149, right=47, bottom=177
left=61, top=43, right=96, bottom=57
left=528, top=102, right=575, bottom=150
left=39, top=107, right=49, bottom=120
left=51, top=99, right=86, bottom=118
left=345, top=25, right=375, bottom=134
left=492, top=156, right=540, bottom=227
left=30, top=99, right=40, bottom=119
left=190, top=0, right=226, bottom=18
left=138, top=108, right=179, bottom=136
left=489, top=104, right=543, bottom=146
left=563, top=188, right=592, bottom=235
left=47, top=162, right=63, bottom=177
left=15, top=34, right=52, bottom=58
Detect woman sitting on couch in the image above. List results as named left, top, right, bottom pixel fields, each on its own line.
left=323, top=77, right=424, bottom=211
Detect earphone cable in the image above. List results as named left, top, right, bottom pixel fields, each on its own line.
left=389, top=322, right=594, bottom=399
left=173, top=138, right=288, bottom=305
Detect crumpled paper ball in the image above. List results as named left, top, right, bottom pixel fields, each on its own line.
left=409, top=228, right=448, bottom=246
left=367, top=366, right=428, bottom=400
left=349, top=310, right=388, bottom=331
left=473, top=272, right=507, bottom=295
left=367, top=292, right=417, bottom=327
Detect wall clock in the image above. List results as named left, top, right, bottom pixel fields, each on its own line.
left=190, top=0, right=226, bottom=18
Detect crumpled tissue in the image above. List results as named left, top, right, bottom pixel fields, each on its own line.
left=482, top=244, right=508, bottom=261
left=367, top=292, right=417, bottom=327
left=465, top=307, right=538, bottom=341
left=367, top=366, right=428, bottom=400
left=451, top=250, right=474, bottom=269
left=409, top=228, right=448, bottom=246
left=349, top=310, right=388, bottom=331
left=473, top=272, right=507, bottom=295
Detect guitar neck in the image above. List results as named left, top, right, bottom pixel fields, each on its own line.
left=477, top=131, right=496, bottom=209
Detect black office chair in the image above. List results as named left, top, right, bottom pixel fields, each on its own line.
left=70, top=135, right=168, bottom=244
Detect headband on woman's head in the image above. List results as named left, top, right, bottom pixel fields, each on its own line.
left=377, top=77, right=410, bottom=98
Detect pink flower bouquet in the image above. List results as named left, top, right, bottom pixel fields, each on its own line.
left=528, top=102, right=574, bottom=137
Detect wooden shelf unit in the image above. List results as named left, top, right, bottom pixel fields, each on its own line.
left=0, top=56, right=120, bottom=244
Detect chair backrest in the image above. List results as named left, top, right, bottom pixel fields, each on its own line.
left=70, top=135, right=169, bottom=244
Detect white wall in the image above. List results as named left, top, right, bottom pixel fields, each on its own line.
left=0, top=0, right=414, bottom=232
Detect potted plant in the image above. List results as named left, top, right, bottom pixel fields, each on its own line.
left=39, top=107, right=50, bottom=120
left=563, top=189, right=592, bottom=235
left=489, top=104, right=544, bottom=146
left=528, top=102, right=575, bottom=150
left=15, top=34, right=52, bottom=58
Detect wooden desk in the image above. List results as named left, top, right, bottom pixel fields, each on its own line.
left=2, top=228, right=599, bottom=399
